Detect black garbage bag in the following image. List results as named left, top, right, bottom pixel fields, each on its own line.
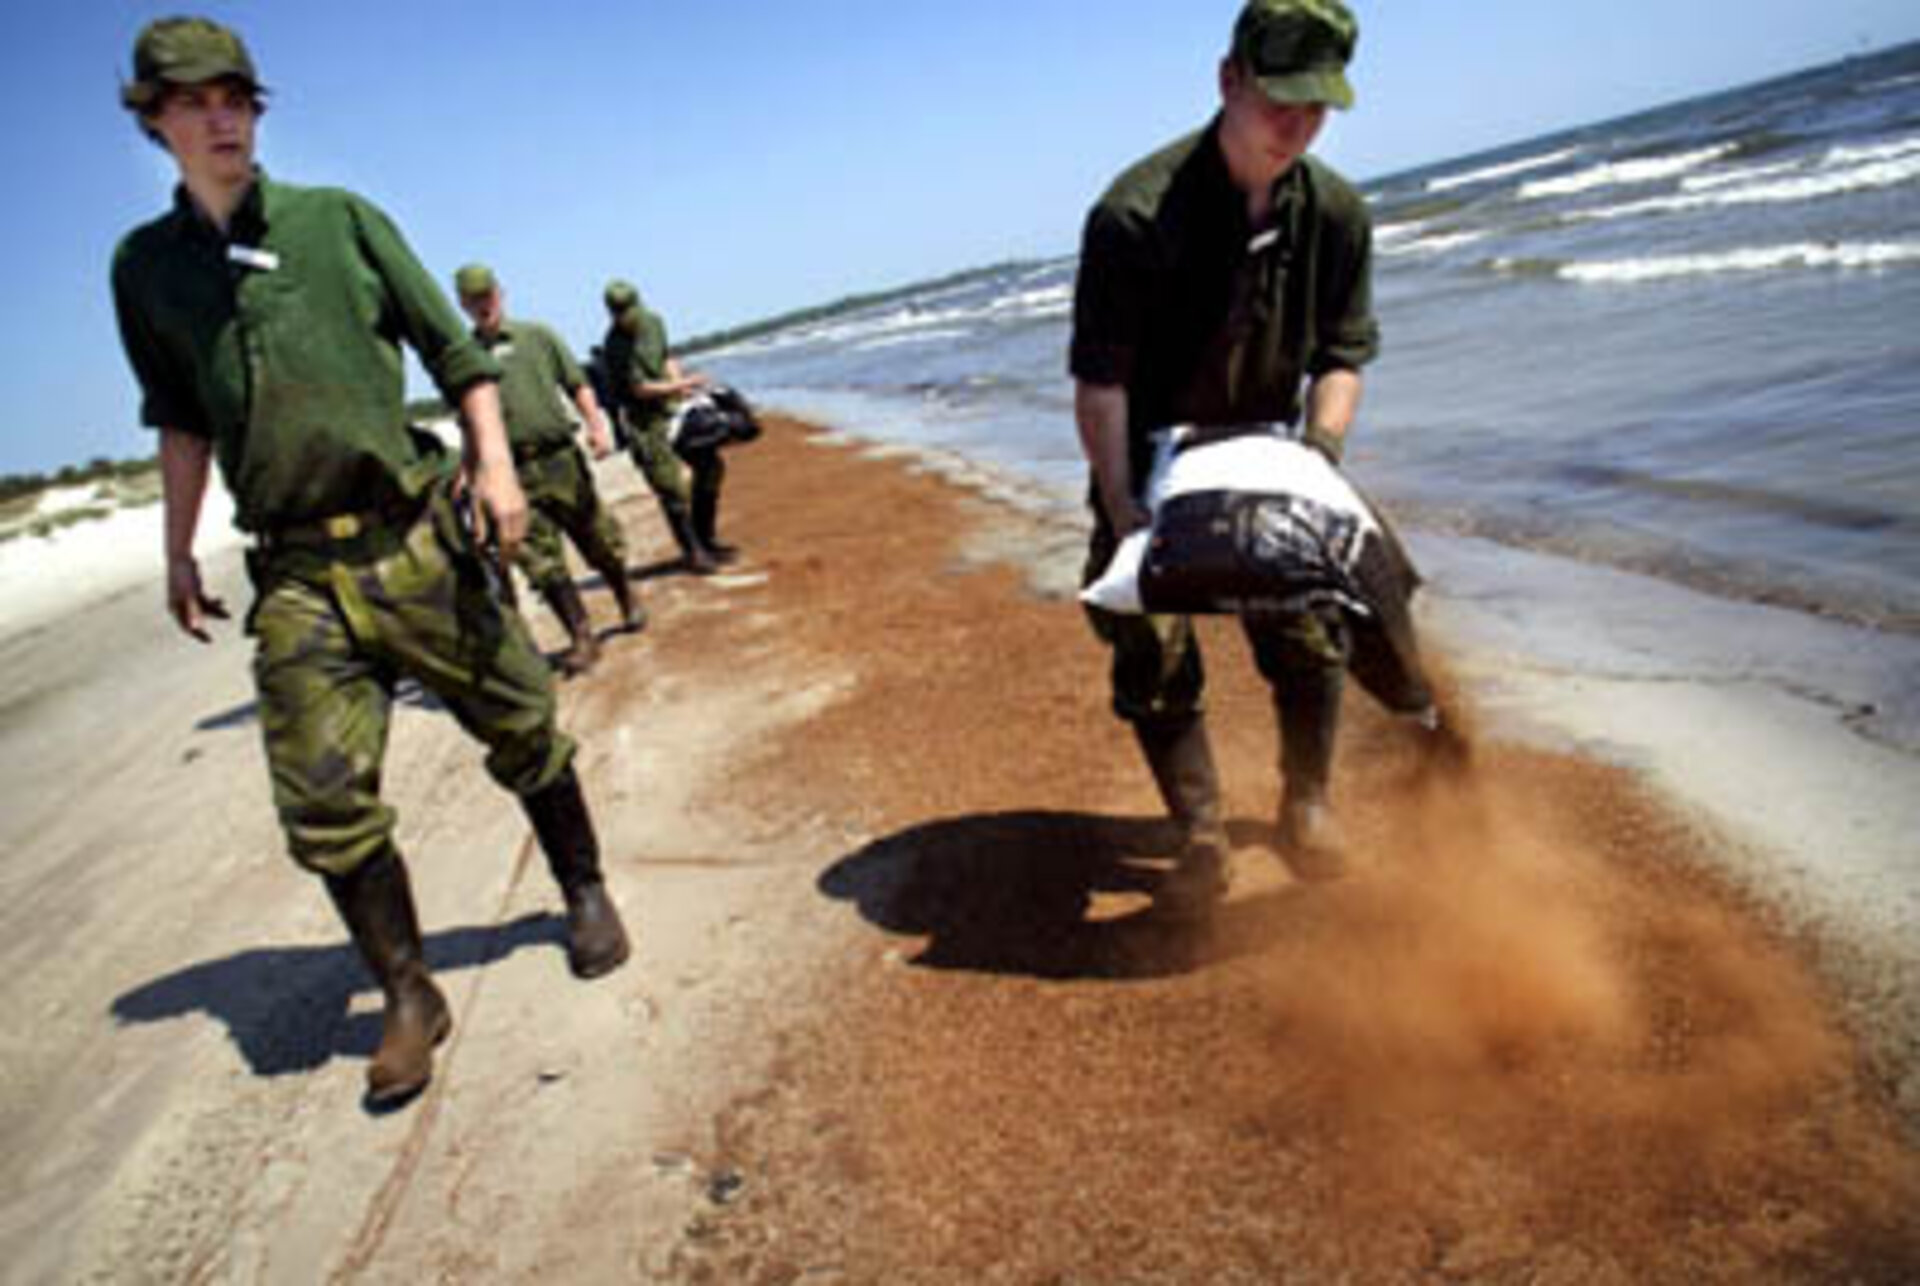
left=1082, top=427, right=1434, bottom=714
left=670, top=384, right=763, bottom=455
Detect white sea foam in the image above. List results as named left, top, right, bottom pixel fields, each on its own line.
left=1679, top=158, right=1804, bottom=192
left=1378, top=225, right=1489, bottom=258
left=1518, top=144, right=1737, bottom=199
left=1825, top=133, right=1920, bottom=166
left=1425, top=146, right=1581, bottom=193
left=1552, top=239, right=1920, bottom=284
left=851, top=327, right=976, bottom=353
left=1570, top=145, right=1920, bottom=222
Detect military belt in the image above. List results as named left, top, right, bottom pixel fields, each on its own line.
left=256, top=497, right=425, bottom=550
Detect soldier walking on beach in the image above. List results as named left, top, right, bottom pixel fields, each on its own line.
left=454, top=263, right=646, bottom=676
left=110, top=17, right=631, bottom=1107
left=1071, top=0, right=1379, bottom=912
left=600, top=280, right=736, bottom=574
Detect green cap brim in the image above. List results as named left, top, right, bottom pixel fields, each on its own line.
left=1255, top=67, right=1354, bottom=109
left=121, top=68, right=266, bottom=111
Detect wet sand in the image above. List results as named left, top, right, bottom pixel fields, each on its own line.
left=2, top=417, right=1917, bottom=1281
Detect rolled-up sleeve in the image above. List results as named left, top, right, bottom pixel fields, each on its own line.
left=348, top=195, right=501, bottom=399
left=111, top=240, right=206, bottom=436
left=1309, top=211, right=1380, bottom=375
left=1069, top=204, right=1147, bottom=387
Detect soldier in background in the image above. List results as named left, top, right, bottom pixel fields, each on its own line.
left=111, top=17, right=631, bottom=1107
left=454, top=263, right=645, bottom=676
left=600, top=280, right=735, bottom=573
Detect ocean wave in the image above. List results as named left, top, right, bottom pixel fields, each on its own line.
left=850, top=327, right=977, bottom=353
left=754, top=282, right=1072, bottom=355
left=1425, top=146, right=1582, bottom=193
left=1568, top=143, right=1920, bottom=221
left=1825, top=133, right=1920, bottom=166
left=1376, top=224, right=1488, bottom=258
left=1490, top=239, right=1920, bottom=284
left=1517, top=144, right=1736, bottom=199
left=1680, top=158, right=1803, bottom=192
left=1370, top=192, right=1470, bottom=227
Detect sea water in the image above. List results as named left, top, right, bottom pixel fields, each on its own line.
left=706, top=42, right=1920, bottom=756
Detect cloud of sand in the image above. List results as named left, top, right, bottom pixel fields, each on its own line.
left=1242, top=739, right=1849, bottom=1149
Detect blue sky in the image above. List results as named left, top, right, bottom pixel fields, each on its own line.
left=3, top=0, right=1917, bottom=476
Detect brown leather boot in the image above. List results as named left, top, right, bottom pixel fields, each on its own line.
left=324, top=848, right=452, bottom=1105
left=540, top=582, right=602, bottom=676
left=1134, top=716, right=1232, bottom=918
left=523, top=767, right=631, bottom=978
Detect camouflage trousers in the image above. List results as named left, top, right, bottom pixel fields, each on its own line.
left=1080, top=508, right=1350, bottom=732
left=247, top=485, right=575, bottom=877
left=624, top=415, right=691, bottom=506
left=515, top=443, right=629, bottom=594
left=624, top=412, right=724, bottom=513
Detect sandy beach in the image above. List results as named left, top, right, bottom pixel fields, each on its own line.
left=3, top=417, right=1918, bottom=1282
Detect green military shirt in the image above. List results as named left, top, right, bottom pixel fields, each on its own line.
left=111, top=172, right=501, bottom=532
left=1070, top=119, right=1380, bottom=489
left=601, top=304, right=672, bottom=437
left=475, top=319, right=587, bottom=457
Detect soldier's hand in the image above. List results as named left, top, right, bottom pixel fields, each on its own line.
left=1103, top=491, right=1151, bottom=539
left=587, top=425, right=615, bottom=460
left=471, top=460, right=530, bottom=563
left=167, top=556, right=228, bottom=644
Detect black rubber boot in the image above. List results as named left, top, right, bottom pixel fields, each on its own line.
left=1133, top=716, right=1231, bottom=917
left=1276, top=666, right=1346, bottom=876
left=589, top=550, right=647, bottom=634
left=323, top=847, right=452, bottom=1106
left=692, top=488, right=739, bottom=564
left=523, top=767, right=631, bottom=979
left=539, top=581, right=601, bottom=676
left=659, top=498, right=719, bottom=575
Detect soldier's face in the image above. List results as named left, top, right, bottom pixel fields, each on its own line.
left=460, top=288, right=505, bottom=334
left=1218, top=60, right=1327, bottom=194
left=150, top=79, right=258, bottom=187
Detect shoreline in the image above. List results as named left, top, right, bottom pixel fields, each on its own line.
left=2, top=415, right=1917, bottom=1279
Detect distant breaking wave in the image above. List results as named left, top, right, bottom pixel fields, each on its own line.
left=1518, top=144, right=1736, bottom=199
left=1490, top=239, right=1920, bottom=283
left=1375, top=223, right=1489, bottom=258
left=1566, top=134, right=1920, bottom=222
left=1424, top=146, right=1581, bottom=193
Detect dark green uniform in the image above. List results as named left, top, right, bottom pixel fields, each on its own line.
left=477, top=319, right=629, bottom=596
left=603, top=303, right=723, bottom=519
left=1069, top=121, right=1379, bottom=728
left=112, top=174, right=572, bottom=876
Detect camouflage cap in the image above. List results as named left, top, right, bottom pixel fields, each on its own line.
left=603, top=279, right=640, bottom=312
left=1231, top=0, right=1358, bottom=110
left=121, top=16, right=264, bottom=112
left=454, top=263, right=497, bottom=298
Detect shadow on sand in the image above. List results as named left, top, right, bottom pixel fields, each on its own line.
left=818, top=810, right=1307, bottom=981
left=110, top=913, right=564, bottom=1079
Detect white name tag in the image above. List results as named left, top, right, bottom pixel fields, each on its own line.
left=228, top=245, right=280, bottom=271
left=1247, top=229, right=1280, bottom=255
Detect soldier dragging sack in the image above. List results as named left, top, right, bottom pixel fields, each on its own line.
left=1071, top=0, right=1459, bottom=918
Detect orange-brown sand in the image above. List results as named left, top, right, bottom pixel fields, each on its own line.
left=8, top=415, right=1916, bottom=1282
left=648, top=417, right=1920, bottom=1283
